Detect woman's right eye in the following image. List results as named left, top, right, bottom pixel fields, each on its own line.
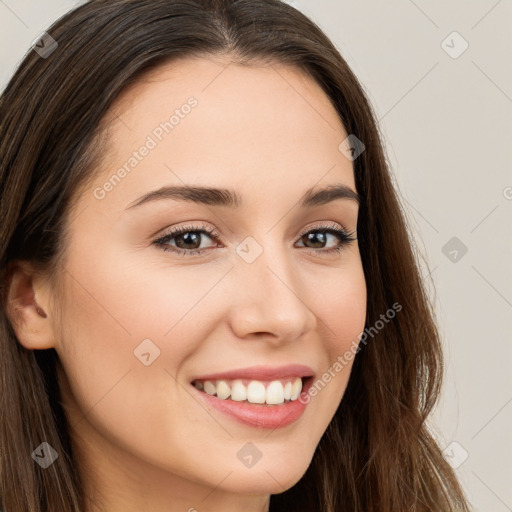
left=153, top=224, right=219, bottom=256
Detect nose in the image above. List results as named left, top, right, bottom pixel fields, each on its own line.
left=226, top=246, right=317, bottom=345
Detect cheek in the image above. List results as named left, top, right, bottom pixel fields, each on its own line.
left=54, top=261, right=200, bottom=469
left=54, top=249, right=233, bottom=417
left=58, top=235, right=223, bottom=349
left=303, top=262, right=366, bottom=406
left=310, top=261, right=367, bottom=351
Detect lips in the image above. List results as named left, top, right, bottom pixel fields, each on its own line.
left=189, top=367, right=315, bottom=429
left=187, top=364, right=316, bottom=428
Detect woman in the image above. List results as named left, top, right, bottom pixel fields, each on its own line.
left=0, top=0, right=471, bottom=510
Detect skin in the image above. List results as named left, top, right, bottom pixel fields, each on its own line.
left=7, top=55, right=367, bottom=512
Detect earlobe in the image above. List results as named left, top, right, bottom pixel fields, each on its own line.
left=5, top=261, right=56, bottom=350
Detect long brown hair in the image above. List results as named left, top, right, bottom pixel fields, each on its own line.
left=0, top=0, right=470, bottom=510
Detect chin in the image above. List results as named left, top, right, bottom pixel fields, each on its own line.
left=215, top=453, right=312, bottom=495
left=222, top=472, right=304, bottom=495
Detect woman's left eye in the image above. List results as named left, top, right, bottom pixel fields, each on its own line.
left=153, top=222, right=356, bottom=257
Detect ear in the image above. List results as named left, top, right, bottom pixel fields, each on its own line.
left=5, top=260, right=57, bottom=350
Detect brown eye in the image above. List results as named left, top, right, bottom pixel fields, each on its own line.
left=295, top=225, right=356, bottom=255
left=153, top=224, right=220, bottom=256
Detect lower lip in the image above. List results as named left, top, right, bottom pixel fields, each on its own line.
left=191, top=379, right=312, bottom=429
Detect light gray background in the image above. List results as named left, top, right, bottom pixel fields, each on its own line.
left=1, top=1, right=511, bottom=510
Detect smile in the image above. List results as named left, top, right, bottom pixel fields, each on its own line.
left=190, top=376, right=314, bottom=429
left=192, top=377, right=305, bottom=405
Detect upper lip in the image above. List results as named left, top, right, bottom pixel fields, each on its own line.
left=191, top=364, right=315, bottom=382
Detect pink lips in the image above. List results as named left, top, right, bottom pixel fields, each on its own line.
left=190, top=364, right=315, bottom=382
left=190, top=364, right=315, bottom=429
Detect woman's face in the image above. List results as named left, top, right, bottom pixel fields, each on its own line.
left=49, top=56, right=366, bottom=509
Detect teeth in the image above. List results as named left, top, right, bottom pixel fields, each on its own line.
left=216, top=380, right=231, bottom=400
left=193, top=377, right=303, bottom=405
left=290, top=378, right=302, bottom=400
left=283, top=381, right=292, bottom=400
left=266, top=380, right=284, bottom=405
left=230, top=380, right=247, bottom=401
left=247, top=381, right=266, bottom=403
left=203, top=381, right=216, bottom=395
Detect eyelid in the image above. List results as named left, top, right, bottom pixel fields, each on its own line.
left=297, top=220, right=349, bottom=237
left=155, top=222, right=219, bottom=240
left=155, top=220, right=351, bottom=243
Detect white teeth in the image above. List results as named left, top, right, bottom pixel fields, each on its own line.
left=194, top=377, right=305, bottom=405
left=283, top=381, right=292, bottom=400
left=266, top=380, right=284, bottom=405
left=290, top=377, right=302, bottom=400
left=216, top=380, right=231, bottom=400
left=247, top=381, right=266, bottom=404
left=203, top=381, right=216, bottom=395
left=230, top=379, right=247, bottom=401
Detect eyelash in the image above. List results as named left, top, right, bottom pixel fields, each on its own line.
left=153, top=222, right=357, bottom=257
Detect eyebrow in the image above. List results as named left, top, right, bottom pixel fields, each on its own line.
left=124, top=183, right=361, bottom=211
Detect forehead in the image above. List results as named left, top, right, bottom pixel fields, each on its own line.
left=109, top=55, right=345, bottom=132
left=80, top=55, right=355, bottom=217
